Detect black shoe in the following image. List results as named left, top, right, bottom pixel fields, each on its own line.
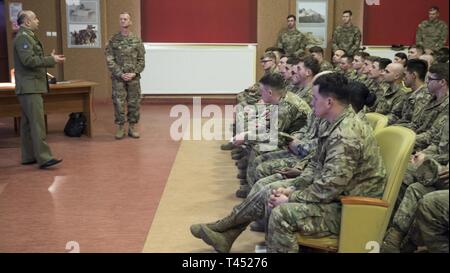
left=221, top=142, right=236, bottom=151
left=22, top=160, right=37, bottom=165
left=235, top=187, right=249, bottom=198
left=40, top=158, right=63, bottom=169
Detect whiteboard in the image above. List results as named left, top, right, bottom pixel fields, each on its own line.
left=140, top=44, right=257, bottom=94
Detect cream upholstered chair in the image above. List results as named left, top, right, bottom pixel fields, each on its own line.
left=297, top=126, right=416, bottom=253
left=366, top=113, right=388, bottom=133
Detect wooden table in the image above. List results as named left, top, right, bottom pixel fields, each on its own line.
left=0, top=80, right=98, bottom=137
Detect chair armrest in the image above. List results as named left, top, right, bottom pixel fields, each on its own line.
left=340, top=196, right=388, bottom=208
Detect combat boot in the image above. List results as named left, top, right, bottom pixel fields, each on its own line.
left=191, top=212, right=246, bottom=239
left=221, top=142, right=236, bottom=151
left=199, top=224, right=247, bottom=253
left=381, top=227, right=404, bottom=253
left=128, top=124, right=140, bottom=138
left=115, top=125, right=125, bottom=140
left=235, top=184, right=250, bottom=198
left=235, top=158, right=248, bottom=169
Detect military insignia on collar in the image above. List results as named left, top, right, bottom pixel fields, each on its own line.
left=23, top=44, right=29, bottom=49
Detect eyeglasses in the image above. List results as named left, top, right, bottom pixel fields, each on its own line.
left=427, top=76, right=442, bottom=82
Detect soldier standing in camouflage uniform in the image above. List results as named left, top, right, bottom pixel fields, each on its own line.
left=277, top=15, right=308, bottom=57
left=14, top=11, right=65, bottom=169
left=105, top=12, right=145, bottom=140
left=189, top=73, right=385, bottom=253
left=416, top=6, right=448, bottom=54
left=332, top=10, right=361, bottom=56
left=309, top=46, right=334, bottom=72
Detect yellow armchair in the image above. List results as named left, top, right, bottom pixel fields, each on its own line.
left=366, top=113, right=388, bottom=133
left=297, top=126, right=416, bottom=253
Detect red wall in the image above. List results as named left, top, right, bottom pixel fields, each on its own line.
left=141, top=0, right=257, bottom=43
left=364, top=0, right=449, bottom=46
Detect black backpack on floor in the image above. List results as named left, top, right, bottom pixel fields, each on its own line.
left=64, top=112, right=87, bottom=137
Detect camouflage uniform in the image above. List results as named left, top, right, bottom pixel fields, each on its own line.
left=320, top=60, right=334, bottom=72
left=367, top=81, right=388, bottom=113
left=267, top=107, right=386, bottom=252
left=376, top=83, right=408, bottom=124
left=412, top=190, right=449, bottom=252
left=416, top=19, right=449, bottom=52
left=277, top=28, right=308, bottom=57
left=293, top=84, right=313, bottom=105
left=412, top=95, right=449, bottom=151
left=390, top=85, right=430, bottom=126
left=332, top=25, right=362, bottom=55
left=247, top=113, right=326, bottom=187
left=105, top=32, right=145, bottom=125
left=236, top=67, right=278, bottom=106
left=238, top=92, right=311, bottom=193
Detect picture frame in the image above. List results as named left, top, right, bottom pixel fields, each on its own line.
left=66, top=0, right=101, bottom=48
left=296, top=0, right=328, bottom=48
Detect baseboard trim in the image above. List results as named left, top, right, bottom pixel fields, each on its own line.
left=141, top=94, right=237, bottom=105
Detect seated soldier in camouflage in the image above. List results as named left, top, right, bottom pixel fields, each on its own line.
left=236, top=56, right=319, bottom=198
left=309, top=46, right=334, bottom=72
left=408, top=44, right=425, bottom=60
left=236, top=51, right=278, bottom=107
left=404, top=189, right=449, bottom=253
left=338, top=54, right=357, bottom=81
left=376, top=63, right=408, bottom=123
left=360, top=56, right=379, bottom=91
left=190, top=73, right=385, bottom=253
left=394, top=52, right=408, bottom=67
left=419, top=54, right=435, bottom=71
left=289, top=55, right=321, bottom=105
left=332, top=49, right=346, bottom=71
left=352, top=51, right=371, bottom=82
left=410, top=63, right=449, bottom=151
left=435, top=47, right=449, bottom=64
left=389, top=59, right=430, bottom=126
left=234, top=72, right=311, bottom=198
left=365, top=58, right=392, bottom=112
left=382, top=116, right=448, bottom=253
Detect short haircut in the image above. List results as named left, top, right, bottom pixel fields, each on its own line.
left=287, top=14, right=296, bottom=21
left=313, top=73, right=349, bottom=104
left=343, top=10, right=353, bottom=16
left=265, top=47, right=286, bottom=55
left=406, top=59, right=428, bottom=81
left=300, top=55, right=321, bottom=76
left=261, top=51, right=277, bottom=61
left=347, top=81, right=377, bottom=112
left=436, top=47, right=449, bottom=63
left=366, top=56, right=379, bottom=63
left=409, top=44, right=425, bottom=55
left=341, top=54, right=354, bottom=63
left=259, top=73, right=286, bottom=91
left=429, top=63, right=449, bottom=84
left=120, top=11, right=131, bottom=17
left=430, top=6, right=440, bottom=12
left=354, top=51, right=370, bottom=60
left=309, top=46, right=324, bottom=55
left=374, top=58, right=392, bottom=70
left=335, top=49, right=347, bottom=55
left=17, top=11, right=28, bottom=26
left=395, top=52, right=408, bottom=61
left=287, top=55, right=302, bottom=66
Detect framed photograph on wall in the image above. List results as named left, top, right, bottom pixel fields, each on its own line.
left=296, top=0, right=328, bottom=48
left=66, top=0, right=101, bottom=48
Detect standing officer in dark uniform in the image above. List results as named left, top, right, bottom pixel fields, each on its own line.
left=14, top=10, right=65, bottom=169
